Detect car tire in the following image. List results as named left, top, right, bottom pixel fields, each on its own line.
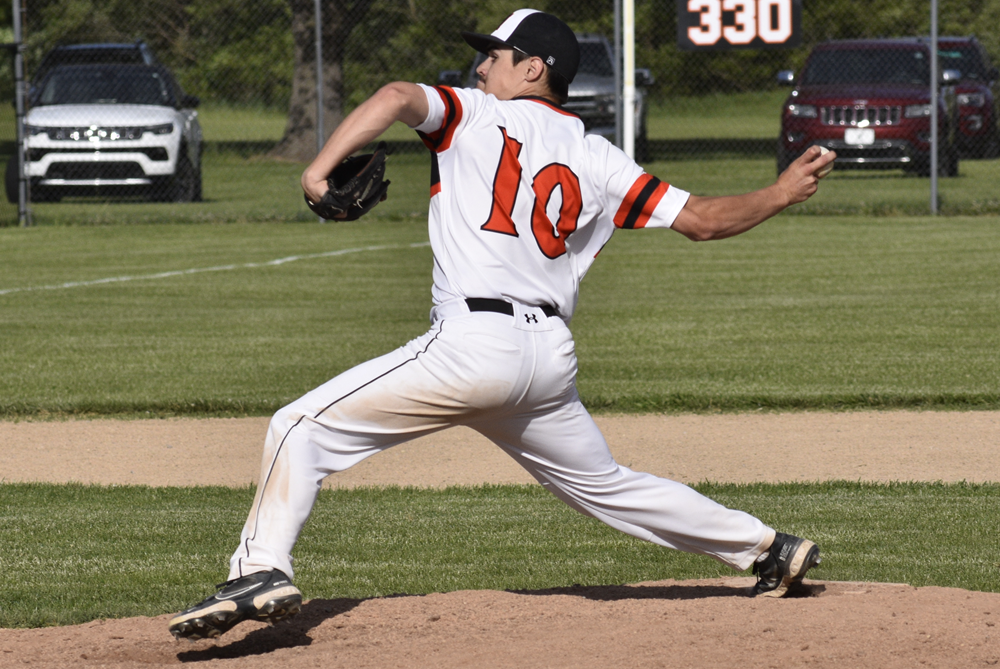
left=192, top=159, right=203, bottom=202
left=912, top=150, right=959, bottom=177
left=634, top=127, right=649, bottom=162
left=4, top=157, right=18, bottom=204
left=776, top=143, right=793, bottom=176
left=986, top=133, right=1000, bottom=159
left=944, top=146, right=959, bottom=177
left=169, top=155, right=197, bottom=203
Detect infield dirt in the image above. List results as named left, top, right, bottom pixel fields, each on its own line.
left=2, top=411, right=999, bottom=668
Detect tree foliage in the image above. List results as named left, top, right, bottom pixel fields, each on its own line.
left=3, top=0, right=998, bottom=111
left=183, top=0, right=293, bottom=107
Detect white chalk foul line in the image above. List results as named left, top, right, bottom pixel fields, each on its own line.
left=0, top=241, right=430, bottom=297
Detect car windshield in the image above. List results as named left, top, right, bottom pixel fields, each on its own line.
left=578, top=41, right=614, bottom=77
left=802, top=48, right=930, bottom=86
left=938, top=46, right=987, bottom=80
left=37, top=65, right=172, bottom=106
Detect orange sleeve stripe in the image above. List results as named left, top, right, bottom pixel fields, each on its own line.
left=613, top=174, right=669, bottom=229
left=418, top=86, right=463, bottom=153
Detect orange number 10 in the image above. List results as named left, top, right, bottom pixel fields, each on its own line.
left=481, top=127, right=582, bottom=259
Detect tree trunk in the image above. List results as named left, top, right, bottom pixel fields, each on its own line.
left=269, top=0, right=373, bottom=162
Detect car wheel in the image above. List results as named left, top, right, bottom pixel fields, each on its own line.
left=634, top=127, right=649, bottom=162
left=4, top=157, right=18, bottom=204
left=192, top=160, right=203, bottom=202
left=911, top=151, right=959, bottom=177
left=986, top=133, right=1000, bottom=159
left=944, top=146, right=959, bottom=177
left=776, top=143, right=792, bottom=176
left=170, top=155, right=197, bottom=203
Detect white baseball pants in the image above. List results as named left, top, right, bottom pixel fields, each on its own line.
left=229, top=298, right=774, bottom=581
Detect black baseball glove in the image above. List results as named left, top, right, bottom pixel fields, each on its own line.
left=304, top=141, right=390, bottom=221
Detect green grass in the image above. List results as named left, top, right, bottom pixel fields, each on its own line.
left=196, top=104, right=289, bottom=143
left=194, top=91, right=790, bottom=143
left=193, top=91, right=788, bottom=144
left=21, top=152, right=433, bottom=225
left=647, top=90, right=787, bottom=139
left=15, top=148, right=999, bottom=228
left=6, top=93, right=999, bottom=222
left=649, top=156, right=1000, bottom=215
left=1, top=214, right=998, bottom=416
left=579, top=214, right=1000, bottom=411
left=1, top=481, right=996, bottom=628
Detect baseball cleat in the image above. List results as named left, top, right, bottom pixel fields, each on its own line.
left=169, top=569, right=302, bottom=640
left=750, top=532, right=821, bottom=598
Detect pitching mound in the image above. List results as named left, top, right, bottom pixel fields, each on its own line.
left=3, top=412, right=999, bottom=667
left=2, top=578, right=998, bottom=668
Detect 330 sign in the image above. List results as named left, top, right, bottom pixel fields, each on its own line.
left=677, top=0, right=801, bottom=51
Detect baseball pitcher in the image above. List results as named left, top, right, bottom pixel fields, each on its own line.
left=170, top=9, right=834, bottom=640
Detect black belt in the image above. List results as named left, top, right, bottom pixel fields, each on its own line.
left=466, top=298, right=557, bottom=318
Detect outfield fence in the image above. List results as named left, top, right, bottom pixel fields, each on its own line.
left=1, top=0, right=998, bottom=226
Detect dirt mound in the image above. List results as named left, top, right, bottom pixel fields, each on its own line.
left=2, top=579, right=998, bottom=668
left=3, top=412, right=999, bottom=667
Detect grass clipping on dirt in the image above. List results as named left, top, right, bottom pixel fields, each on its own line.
left=1, top=481, right=998, bottom=628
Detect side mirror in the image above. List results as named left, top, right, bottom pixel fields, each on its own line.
left=635, top=68, right=654, bottom=87
left=437, top=70, right=463, bottom=87
left=180, top=94, right=200, bottom=109
left=777, top=70, right=796, bottom=86
left=989, top=67, right=999, bottom=81
left=941, top=69, right=962, bottom=84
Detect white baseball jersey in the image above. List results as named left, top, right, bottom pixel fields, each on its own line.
left=413, top=84, right=690, bottom=320
left=227, top=82, right=771, bottom=587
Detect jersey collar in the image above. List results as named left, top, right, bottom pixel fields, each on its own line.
left=514, top=95, right=581, bottom=120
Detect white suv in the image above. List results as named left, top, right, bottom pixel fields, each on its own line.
left=10, top=62, right=202, bottom=202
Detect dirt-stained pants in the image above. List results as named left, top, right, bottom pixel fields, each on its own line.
left=230, top=299, right=774, bottom=580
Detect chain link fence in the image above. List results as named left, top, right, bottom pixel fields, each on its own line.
left=1, top=0, right=997, bottom=225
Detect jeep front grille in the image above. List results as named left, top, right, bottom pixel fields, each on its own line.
left=820, top=105, right=901, bottom=126
left=44, top=162, right=146, bottom=180
left=29, top=147, right=169, bottom=161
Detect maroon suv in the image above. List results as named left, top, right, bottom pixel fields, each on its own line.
left=777, top=39, right=959, bottom=177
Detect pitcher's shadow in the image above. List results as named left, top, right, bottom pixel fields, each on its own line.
left=176, top=580, right=824, bottom=662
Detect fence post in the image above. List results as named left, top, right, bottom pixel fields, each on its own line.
left=314, top=0, right=324, bottom=222
left=12, top=0, right=29, bottom=226
left=614, top=0, right=622, bottom=149
left=929, top=0, right=938, bottom=214
left=622, top=0, right=635, bottom=159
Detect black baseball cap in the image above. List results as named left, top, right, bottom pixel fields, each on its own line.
left=462, top=9, right=580, bottom=83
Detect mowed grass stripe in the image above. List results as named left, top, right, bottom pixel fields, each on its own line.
left=1, top=481, right=997, bottom=628
left=1, top=215, right=998, bottom=416
left=0, top=242, right=429, bottom=296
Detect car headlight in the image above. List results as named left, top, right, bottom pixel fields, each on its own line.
left=108, top=126, right=173, bottom=139
left=25, top=124, right=176, bottom=141
left=786, top=104, right=817, bottom=118
left=957, top=93, right=986, bottom=107
left=905, top=104, right=931, bottom=118
left=593, top=94, right=616, bottom=115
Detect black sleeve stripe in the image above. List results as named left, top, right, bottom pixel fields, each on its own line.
left=619, top=177, right=662, bottom=229
left=419, top=86, right=461, bottom=152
